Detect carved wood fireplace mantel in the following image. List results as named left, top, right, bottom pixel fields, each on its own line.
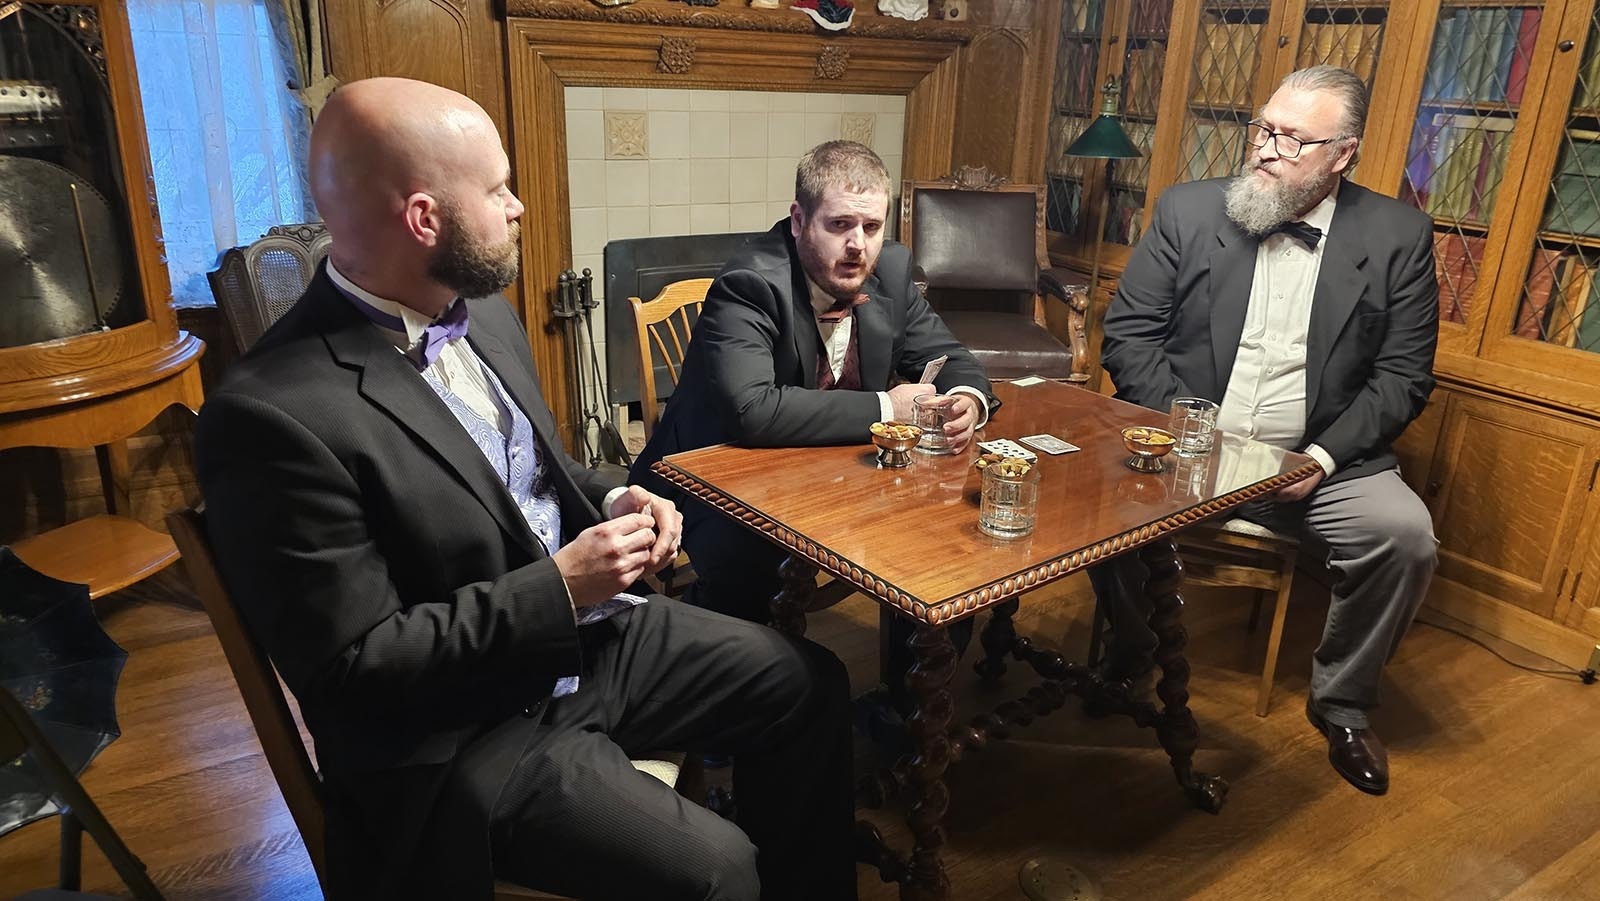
left=504, top=0, right=974, bottom=447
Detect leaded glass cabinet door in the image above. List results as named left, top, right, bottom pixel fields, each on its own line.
left=1167, top=0, right=1276, bottom=190
left=1486, top=0, right=1600, bottom=383
left=1102, top=0, right=1171, bottom=247
left=1043, top=0, right=1171, bottom=268
left=1392, top=0, right=1557, bottom=360
left=1044, top=0, right=1109, bottom=241
left=1291, top=2, right=1390, bottom=87
left=1280, top=0, right=1411, bottom=191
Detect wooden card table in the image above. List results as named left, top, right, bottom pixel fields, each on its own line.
left=654, top=379, right=1319, bottom=900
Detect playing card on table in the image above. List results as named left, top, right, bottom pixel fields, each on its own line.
left=976, top=438, right=1037, bottom=462
left=1020, top=433, right=1080, bottom=455
left=918, top=354, right=948, bottom=384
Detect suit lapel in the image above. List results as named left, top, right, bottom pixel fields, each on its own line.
left=316, top=284, right=542, bottom=560
left=855, top=273, right=892, bottom=390
left=1207, top=225, right=1258, bottom=398
left=1305, top=191, right=1369, bottom=420
left=786, top=252, right=823, bottom=389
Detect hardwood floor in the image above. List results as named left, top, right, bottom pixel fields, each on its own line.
left=3, top=567, right=1598, bottom=900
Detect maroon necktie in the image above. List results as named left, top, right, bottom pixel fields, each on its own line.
left=817, top=293, right=870, bottom=324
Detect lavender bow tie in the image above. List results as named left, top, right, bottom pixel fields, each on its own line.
left=411, top=300, right=469, bottom=369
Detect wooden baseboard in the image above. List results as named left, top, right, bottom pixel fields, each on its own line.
left=1424, top=579, right=1595, bottom=670
left=1582, top=606, right=1600, bottom=641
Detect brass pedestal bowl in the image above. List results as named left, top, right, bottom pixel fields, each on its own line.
left=870, top=421, right=925, bottom=469
left=1121, top=426, right=1177, bottom=473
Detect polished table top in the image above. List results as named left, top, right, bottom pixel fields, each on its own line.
left=654, top=380, right=1320, bottom=626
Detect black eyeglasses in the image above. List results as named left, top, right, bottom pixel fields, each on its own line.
left=1245, top=121, right=1342, bottom=159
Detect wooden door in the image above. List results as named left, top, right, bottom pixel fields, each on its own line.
left=1425, top=391, right=1600, bottom=620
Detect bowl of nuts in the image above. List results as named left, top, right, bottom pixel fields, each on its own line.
left=1121, top=426, right=1178, bottom=472
left=869, top=421, right=925, bottom=468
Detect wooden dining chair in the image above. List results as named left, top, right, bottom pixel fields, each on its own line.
left=628, top=279, right=711, bottom=597
left=1087, top=516, right=1301, bottom=716
left=1178, top=518, right=1301, bottom=716
left=630, top=278, right=713, bottom=441
left=627, top=278, right=860, bottom=612
left=167, top=507, right=682, bottom=900
left=207, top=223, right=331, bottom=355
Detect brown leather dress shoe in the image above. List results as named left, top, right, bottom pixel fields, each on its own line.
left=1306, top=700, right=1389, bottom=795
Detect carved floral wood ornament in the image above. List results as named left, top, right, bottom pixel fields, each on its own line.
left=815, top=44, right=850, bottom=79
left=939, top=164, right=1012, bottom=190
left=658, top=36, right=697, bottom=73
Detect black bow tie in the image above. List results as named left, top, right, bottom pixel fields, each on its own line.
left=1267, top=220, right=1323, bottom=249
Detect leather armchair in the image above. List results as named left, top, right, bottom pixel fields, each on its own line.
left=900, top=167, right=1089, bottom=383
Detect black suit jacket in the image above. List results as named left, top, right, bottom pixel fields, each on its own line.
left=1101, top=178, right=1439, bottom=485
left=631, top=220, right=994, bottom=518
left=196, top=268, right=620, bottom=899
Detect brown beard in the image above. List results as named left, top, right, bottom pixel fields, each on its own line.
left=428, top=212, right=521, bottom=298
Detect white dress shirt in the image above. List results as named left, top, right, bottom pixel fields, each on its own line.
left=804, top=276, right=989, bottom=428
left=1215, top=189, right=1339, bottom=477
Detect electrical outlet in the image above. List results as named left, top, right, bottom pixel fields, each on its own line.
left=1590, top=645, right=1600, bottom=673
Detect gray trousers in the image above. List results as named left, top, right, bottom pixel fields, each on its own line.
left=1091, top=468, right=1437, bottom=729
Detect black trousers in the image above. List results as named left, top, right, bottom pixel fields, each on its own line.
left=684, top=518, right=973, bottom=712
left=485, top=600, right=856, bottom=901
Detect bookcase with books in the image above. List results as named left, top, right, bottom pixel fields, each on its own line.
left=1375, top=0, right=1600, bottom=667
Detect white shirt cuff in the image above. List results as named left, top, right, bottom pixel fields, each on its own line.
left=877, top=392, right=896, bottom=423
left=1305, top=444, right=1337, bottom=478
left=949, top=386, right=990, bottom=429
left=602, top=486, right=631, bottom=518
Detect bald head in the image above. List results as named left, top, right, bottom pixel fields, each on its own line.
left=309, top=78, right=522, bottom=311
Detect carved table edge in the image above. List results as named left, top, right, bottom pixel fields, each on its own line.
left=651, top=459, right=1325, bottom=627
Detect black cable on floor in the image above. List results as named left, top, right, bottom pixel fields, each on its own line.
left=1413, top=616, right=1596, bottom=684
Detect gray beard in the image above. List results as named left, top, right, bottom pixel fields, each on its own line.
left=1223, top=165, right=1335, bottom=236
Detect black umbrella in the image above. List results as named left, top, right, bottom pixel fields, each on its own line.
left=0, top=545, right=129, bottom=837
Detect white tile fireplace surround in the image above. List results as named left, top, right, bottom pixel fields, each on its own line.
left=564, top=85, right=908, bottom=421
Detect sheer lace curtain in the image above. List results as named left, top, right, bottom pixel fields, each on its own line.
left=126, top=0, right=316, bottom=308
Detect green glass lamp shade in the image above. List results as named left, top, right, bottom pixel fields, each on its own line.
left=1064, top=115, right=1142, bottom=160
left=1065, top=76, right=1143, bottom=160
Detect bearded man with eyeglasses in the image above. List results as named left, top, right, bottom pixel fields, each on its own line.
left=1091, top=65, right=1440, bottom=796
